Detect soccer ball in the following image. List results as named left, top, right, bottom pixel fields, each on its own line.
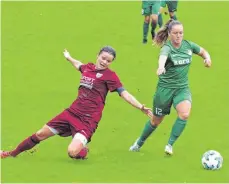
left=75, top=147, right=89, bottom=160
left=201, top=150, right=223, bottom=170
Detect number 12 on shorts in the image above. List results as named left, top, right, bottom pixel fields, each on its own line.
left=155, top=107, right=162, bottom=116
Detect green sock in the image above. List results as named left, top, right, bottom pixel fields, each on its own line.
left=137, top=120, right=157, bottom=146
left=151, top=21, right=157, bottom=38
left=143, top=22, right=149, bottom=40
left=158, top=14, right=163, bottom=28
left=168, top=117, right=187, bottom=146
left=171, top=15, right=177, bottom=20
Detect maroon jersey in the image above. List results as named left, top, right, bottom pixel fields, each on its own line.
left=68, top=63, right=123, bottom=123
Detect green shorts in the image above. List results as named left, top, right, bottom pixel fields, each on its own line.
left=160, top=0, right=178, bottom=12
left=142, top=1, right=160, bottom=16
left=153, top=86, right=192, bottom=116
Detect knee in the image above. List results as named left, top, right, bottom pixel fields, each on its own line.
left=36, top=130, right=46, bottom=140
left=150, top=117, right=163, bottom=126
left=150, top=15, right=158, bottom=23
left=169, top=12, right=175, bottom=18
left=178, top=112, right=190, bottom=120
left=36, top=125, right=55, bottom=141
left=145, top=16, right=150, bottom=23
left=68, top=145, right=81, bottom=158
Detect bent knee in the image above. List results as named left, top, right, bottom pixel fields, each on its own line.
left=36, top=130, right=46, bottom=140
left=178, top=112, right=190, bottom=120
left=169, top=12, right=175, bottom=17
left=68, top=146, right=81, bottom=158
left=144, top=16, right=150, bottom=23
left=150, top=116, right=164, bottom=126
left=36, top=125, right=54, bottom=140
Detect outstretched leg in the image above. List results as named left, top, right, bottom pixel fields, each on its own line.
left=1, top=125, right=55, bottom=158
left=129, top=115, right=164, bottom=152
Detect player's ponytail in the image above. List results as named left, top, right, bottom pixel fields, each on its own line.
left=153, top=19, right=182, bottom=47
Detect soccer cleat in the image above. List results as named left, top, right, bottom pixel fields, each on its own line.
left=142, top=39, right=147, bottom=44
left=164, top=144, right=173, bottom=155
left=129, top=138, right=141, bottom=152
left=0, top=150, right=12, bottom=159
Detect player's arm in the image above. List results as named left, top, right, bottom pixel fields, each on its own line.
left=118, top=88, right=153, bottom=118
left=157, top=45, right=170, bottom=75
left=63, top=49, right=83, bottom=71
left=190, top=41, right=211, bottom=68
left=197, top=47, right=212, bottom=68
left=157, top=55, right=168, bottom=75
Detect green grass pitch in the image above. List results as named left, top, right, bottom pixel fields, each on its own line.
left=1, top=1, right=229, bottom=183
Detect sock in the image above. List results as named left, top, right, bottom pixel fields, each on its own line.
left=137, top=120, right=157, bottom=146
left=170, top=15, right=177, bottom=20
left=10, top=134, right=40, bottom=157
left=143, top=22, right=149, bottom=40
left=151, top=21, right=157, bottom=38
left=168, top=117, right=187, bottom=146
left=158, top=14, right=163, bottom=28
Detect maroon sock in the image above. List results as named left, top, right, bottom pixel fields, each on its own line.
left=10, top=134, right=40, bottom=157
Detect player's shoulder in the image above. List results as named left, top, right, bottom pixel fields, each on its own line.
left=103, top=68, right=120, bottom=79
left=161, top=42, right=172, bottom=51
left=104, top=68, right=117, bottom=76
left=84, top=62, right=95, bottom=67
left=80, top=62, right=95, bottom=73
left=182, top=40, right=193, bottom=47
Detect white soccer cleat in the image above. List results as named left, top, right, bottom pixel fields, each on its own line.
left=129, top=138, right=141, bottom=152
left=165, top=144, right=173, bottom=155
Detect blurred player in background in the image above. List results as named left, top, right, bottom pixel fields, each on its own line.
left=1, top=46, right=153, bottom=159
left=158, top=0, right=178, bottom=28
left=130, top=20, right=212, bottom=155
left=142, top=0, right=160, bottom=44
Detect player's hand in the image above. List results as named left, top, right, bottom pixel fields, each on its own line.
left=204, top=58, right=211, bottom=68
left=141, top=105, right=153, bottom=118
left=156, top=67, right=166, bottom=75
left=63, top=49, right=71, bottom=59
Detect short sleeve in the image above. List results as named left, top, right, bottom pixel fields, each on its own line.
left=79, top=64, right=87, bottom=73
left=160, top=45, right=171, bottom=56
left=107, top=72, right=123, bottom=92
left=189, top=41, right=201, bottom=54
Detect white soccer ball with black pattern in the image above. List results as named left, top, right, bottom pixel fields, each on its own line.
left=201, top=150, right=223, bottom=170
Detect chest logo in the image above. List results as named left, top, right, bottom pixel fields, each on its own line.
left=187, top=50, right=192, bottom=55
left=96, top=73, right=103, bottom=78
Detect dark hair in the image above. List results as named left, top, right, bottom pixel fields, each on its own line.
left=153, top=20, right=183, bottom=47
left=99, top=46, right=116, bottom=60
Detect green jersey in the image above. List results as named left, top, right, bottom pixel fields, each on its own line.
left=158, top=40, right=201, bottom=88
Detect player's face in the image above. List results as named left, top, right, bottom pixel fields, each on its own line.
left=96, top=51, right=114, bottom=70
left=169, top=24, right=183, bottom=46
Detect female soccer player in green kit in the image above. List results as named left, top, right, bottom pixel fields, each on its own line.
left=130, top=19, right=212, bottom=155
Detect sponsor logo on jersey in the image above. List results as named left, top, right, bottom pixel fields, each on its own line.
left=173, top=59, right=191, bottom=65
left=80, top=76, right=95, bottom=89
left=96, top=73, right=103, bottom=78
left=187, top=50, right=192, bottom=55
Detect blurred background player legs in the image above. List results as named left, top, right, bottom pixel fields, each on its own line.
left=158, top=1, right=167, bottom=28
left=158, top=0, right=178, bottom=28
left=142, top=1, right=160, bottom=44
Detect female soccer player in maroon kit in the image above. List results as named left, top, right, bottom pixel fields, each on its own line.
left=1, top=46, right=152, bottom=159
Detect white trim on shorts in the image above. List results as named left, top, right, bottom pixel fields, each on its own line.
left=47, top=126, right=59, bottom=135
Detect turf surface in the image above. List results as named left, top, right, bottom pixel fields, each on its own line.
left=1, top=1, right=229, bottom=183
